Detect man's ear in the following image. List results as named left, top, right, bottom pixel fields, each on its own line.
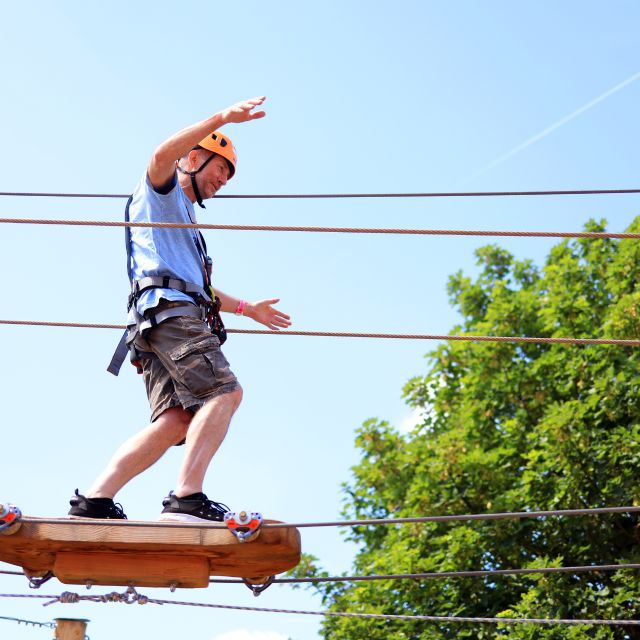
left=187, top=149, right=201, bottom=171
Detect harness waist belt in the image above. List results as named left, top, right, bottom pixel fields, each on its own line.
left=137, top=303, right=206, bottom=333
left=131, top=276, right=211, bottom=302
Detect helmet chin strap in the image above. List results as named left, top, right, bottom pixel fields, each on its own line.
left=176, top=153, right=219, bottom=209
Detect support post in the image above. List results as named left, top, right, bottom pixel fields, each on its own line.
left=53, top=618, right=89, bottom=640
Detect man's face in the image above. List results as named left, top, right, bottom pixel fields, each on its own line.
left=195, top=152, right=231, bottom=200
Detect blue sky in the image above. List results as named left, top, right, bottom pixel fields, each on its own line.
left=1, top=2, right=639, bottom=639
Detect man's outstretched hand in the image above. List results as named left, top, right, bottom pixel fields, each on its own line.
left=221, top=96, right=267, bottom=124
left=246, top=298, right=291, bottom=331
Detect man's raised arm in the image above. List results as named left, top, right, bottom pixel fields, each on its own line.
left=147, top=96, right=266, bottom=190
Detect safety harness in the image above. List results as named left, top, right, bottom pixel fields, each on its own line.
left=107, top=194, right=226, bottom=376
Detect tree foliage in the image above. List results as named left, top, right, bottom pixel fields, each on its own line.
left=295, top=219, right=640, bottom=639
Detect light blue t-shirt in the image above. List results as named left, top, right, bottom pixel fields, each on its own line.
left=126, top=172, right=206, bottom=324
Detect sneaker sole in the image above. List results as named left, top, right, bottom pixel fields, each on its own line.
left=158, top=512, right=224, bottom=523
left=67, top=515, right=126, bottom=520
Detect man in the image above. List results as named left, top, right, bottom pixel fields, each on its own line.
left=69, top=96, right=290, bottom=522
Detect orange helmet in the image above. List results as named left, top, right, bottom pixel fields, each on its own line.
left=196, top=130, right=237, bottom=178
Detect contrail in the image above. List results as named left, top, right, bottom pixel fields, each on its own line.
left=468, top=70, right=640, bottom=180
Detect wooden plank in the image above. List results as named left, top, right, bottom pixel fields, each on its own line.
left=0, top=517, right=300, bottom=587
left=54, top=552, right=210, bottom=588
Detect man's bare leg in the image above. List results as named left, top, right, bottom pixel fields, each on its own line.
left=174, top=387, right=243, bottom=497
left=87, top=407, right=192, bottom=499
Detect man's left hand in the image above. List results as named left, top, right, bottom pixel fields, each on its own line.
left=246, top=298, right=291, bottom=330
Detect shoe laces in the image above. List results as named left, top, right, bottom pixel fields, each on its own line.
left=110, top=502, right=127, bottom=519
left=203, top=497, right=230, bottom=515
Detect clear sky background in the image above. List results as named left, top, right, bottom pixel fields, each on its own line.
left=0, top=2, right=639, bottom=639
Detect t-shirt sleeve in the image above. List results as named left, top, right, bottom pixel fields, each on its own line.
left=139, top=172, right=187, bottom=223
left=149, top=171, right=177, bottom=195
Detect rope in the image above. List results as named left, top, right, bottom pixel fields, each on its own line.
left=17, top=505, right=640, bottom=530
left=1, top=217, right=640, bottom=239
left=210, top=563, right=640, bottom=586
left=0, top=614, right=55, bottom=629
left=0, top=590, right=635, bottom=627
left=1, top=188, right=639, bottom=199
left=0, top=569, right=23, bottom=577
left=1, top=320, right=639, bottom=346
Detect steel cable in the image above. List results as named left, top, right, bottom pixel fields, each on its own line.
left=1, top=563, right=638, bottom=591
left=1, top=320, right=639, bottom=346
left=1, top=188, right=639, bottom=199
left=1, top=563, right=637, bottom=585
left=0, top=591, right=636, bottom=627
left=0, top=614, right=55, bottom=629
left=130, top=598, right=640, bottom=626
left=209, top=563, right=640, bottom=586
left=1, top=217, right=640, bottom=239
left=14, top=505, right=640, bottom=530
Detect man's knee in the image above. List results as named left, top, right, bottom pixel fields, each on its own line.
left=212, top=385, right=243, bottom=414
left=227, top=385, right=243, bottom=410
left=155, top=407, right=192, bottom=444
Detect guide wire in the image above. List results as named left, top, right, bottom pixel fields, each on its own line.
left=209, top=563, right=640, bottom=586
left=1, top=187, right=639, bottom=199
left=1, top=217, right=640, bottom=239
left=0, top=614, right=55, bottom=629
left=0, top=590, right=637, bottom=627
left=1, top=320, right=639, bottom=346
left=12, top=505, right=640, bottom=530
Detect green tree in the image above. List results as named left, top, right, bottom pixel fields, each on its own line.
left=295, top=219, right=640, bottom=639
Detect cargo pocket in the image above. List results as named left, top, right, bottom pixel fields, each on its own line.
left=205, top=345, right=236, bottom=386
left=168, top=334, right=221, bottom=398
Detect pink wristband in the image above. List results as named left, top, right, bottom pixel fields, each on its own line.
left=235, top=300, right=246, bottom=316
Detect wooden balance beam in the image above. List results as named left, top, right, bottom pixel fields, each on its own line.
left=0, top=516, right=300, bottom=589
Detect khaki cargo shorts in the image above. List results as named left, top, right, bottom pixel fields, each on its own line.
left=133, top=307, right=240, bottom=422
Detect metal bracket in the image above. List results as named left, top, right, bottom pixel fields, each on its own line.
left=224, top=511, right=263, bottom=543
left=242, top=575, right=275, bottom=596
left=0, top=503, right=22, bottom=533
left=28, top=571, right=54, bottom=589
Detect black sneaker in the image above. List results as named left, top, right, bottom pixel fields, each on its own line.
left=158, top=491, right=230, bottom=522
left=68, top=489, right=127, bottom=519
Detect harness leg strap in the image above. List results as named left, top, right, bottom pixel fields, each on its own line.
left=107, top=330, right=130, bottom=376
left=107, top=304, right=207, bottom=376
